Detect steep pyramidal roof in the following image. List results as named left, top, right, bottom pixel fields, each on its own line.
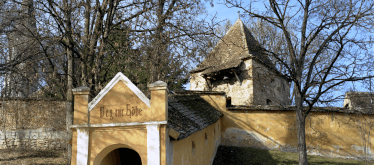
left=191, top=19, right=274, bottom=74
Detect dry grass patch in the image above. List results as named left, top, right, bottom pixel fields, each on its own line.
left=0, top=148, right=68, bottom=165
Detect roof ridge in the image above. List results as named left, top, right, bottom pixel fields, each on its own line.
left=191, top=19, right=277, bottom=74
left=239, top=19, right=249, bottom=52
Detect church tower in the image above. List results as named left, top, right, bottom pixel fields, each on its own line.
left=5, top=0, right=39, bottom=97
left=189, top=19, right=291, bottom=106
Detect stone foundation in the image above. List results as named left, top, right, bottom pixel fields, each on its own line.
left=0, top=129, right=68, bottom=150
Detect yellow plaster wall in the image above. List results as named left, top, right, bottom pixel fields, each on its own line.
left=90, top=82, right=152, bottom=124
left=89, top=126, right=148, bottom=165
left=74, top=94, right=90, bottom=125
left=219, top=108, right=374, bottom=160
left=194, top=92, right=374, bottom=160
left=150, top=89, right=168, bottom=121
left=172, top=120, right=221, bottom=165
left=198, top=94, right=227, bottom=112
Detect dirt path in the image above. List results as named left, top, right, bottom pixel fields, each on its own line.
left=0, top=148, right=68, bottom=165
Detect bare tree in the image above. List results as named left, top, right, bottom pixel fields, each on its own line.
left=224, top=0, right=374, bottom=164
left=1, top=0, right=218, bottom=162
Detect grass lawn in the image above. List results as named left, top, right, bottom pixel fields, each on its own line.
left=213, top=146, right=374, bottom=165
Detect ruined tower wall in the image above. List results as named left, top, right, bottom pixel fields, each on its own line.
left=189, top=72, right=209, bottom=91
left=210, top=60, right=254, bottom=105
left=189, top=59, right=291, bottom=106
left=190, top=60, right=254, bottom=105
left=252, top=60, right=291, bottom=106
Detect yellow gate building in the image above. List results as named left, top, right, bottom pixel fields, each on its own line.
left=69, top=72, right=222, bottom=165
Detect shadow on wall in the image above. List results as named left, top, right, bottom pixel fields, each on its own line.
left=220, top=110, right=298, bottom=153
left=220, top=108, right=374, bottom=161
left=305, top=112, right=374, bottom=161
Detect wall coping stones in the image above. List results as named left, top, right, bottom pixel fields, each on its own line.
left=227, top=105, right=374, bottom=115
left=0, top=97, right=65, bottom=101
left=72, top=86, right=90, bottom=92
left=148, top=81, right=167, bottom=87
left=174, top=90, right=226, bottom=95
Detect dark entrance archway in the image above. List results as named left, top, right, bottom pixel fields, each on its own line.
left=101, top=148, right=142, bottom=165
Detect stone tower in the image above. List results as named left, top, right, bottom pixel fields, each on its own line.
left=189, top=19, right=291, bottom=106
left=4, top=0, right=39, bottom=97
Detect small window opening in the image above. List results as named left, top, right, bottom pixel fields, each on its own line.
left=226, top=97, right=232, bottom=106
left=214, top=128, right=216, bottom=139
left=192, top=141, right=196, bottom=155
left=204, top=133, right=208, bottom=145
left=266, top=99, right=272, bottom=105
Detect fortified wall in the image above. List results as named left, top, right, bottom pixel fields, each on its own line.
left=189, top=18, right=374, bottom=161
left=0, top=98, right=68, bottom=150
left=219, top=105, right=374, bottom=161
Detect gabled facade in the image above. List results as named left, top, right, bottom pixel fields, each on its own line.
left=190, top=19, right=290, bottom=106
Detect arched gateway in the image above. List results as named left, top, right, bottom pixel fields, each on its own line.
left=94, top=145, right=142, bottom=165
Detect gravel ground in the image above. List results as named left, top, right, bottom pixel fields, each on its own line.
left=0, top=148, right=68, bottom=165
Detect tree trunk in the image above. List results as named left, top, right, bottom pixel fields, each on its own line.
left=295, top=92, right=307, bottom=165
left=64, top=0, right=73, bottom=163
left=66, top=46, right=73, bottom=165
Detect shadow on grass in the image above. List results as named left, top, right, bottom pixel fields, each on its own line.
left=30, top=163, right=66, bottom=165
left=213, top=146, right=282, bottom=165
left=213, top=146, right=371, bottom=165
